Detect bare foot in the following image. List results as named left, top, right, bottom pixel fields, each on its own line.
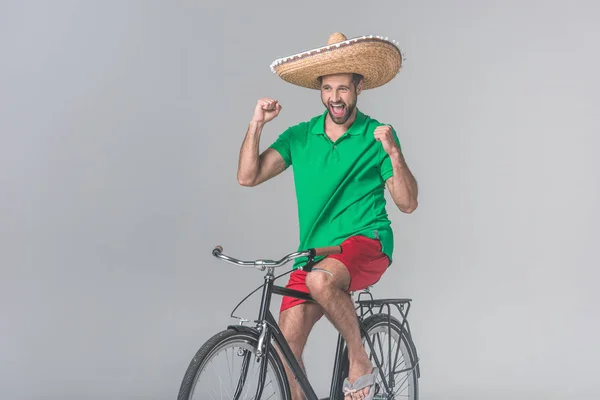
left=345, top=356, right=374, bottom=400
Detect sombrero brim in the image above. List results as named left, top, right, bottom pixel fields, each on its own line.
left=270, top=35, right=405, bottom=90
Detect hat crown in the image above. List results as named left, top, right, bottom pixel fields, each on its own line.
left=327, top=32, right=347, bottom=45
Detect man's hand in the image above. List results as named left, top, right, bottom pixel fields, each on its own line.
left=252, top=98, right=282, bottom=124
left=374, top=125, right=400, bottom=155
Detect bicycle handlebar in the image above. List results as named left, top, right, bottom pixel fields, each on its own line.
left=212, top=245, right=342, bottom=270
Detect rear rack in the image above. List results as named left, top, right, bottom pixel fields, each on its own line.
left=355, top=287, right=412, bottom=323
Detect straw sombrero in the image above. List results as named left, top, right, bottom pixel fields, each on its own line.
left=270, top=32, right=406, bottom=90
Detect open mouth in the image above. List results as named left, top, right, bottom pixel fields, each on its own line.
left=330, top=103, right=346, bottom=117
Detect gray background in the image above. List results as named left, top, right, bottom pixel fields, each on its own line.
left=1, top=1, right=599, bottom=399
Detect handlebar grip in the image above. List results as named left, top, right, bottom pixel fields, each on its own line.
left=212, top=245, right=223, bottom=256
left=314, top=246, right=342, bottom=257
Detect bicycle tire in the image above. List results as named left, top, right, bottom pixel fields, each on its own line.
left=335, top=313, right=419, bottom=400
left=177, top=328, right=291, bottom=400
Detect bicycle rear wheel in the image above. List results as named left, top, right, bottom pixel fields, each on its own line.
left=178, top=328, right=291, bottom=400
left=337, top=314, right=419, bottom=400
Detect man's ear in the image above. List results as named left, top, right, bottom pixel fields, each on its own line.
left=356, top=79, right=364, bottom=95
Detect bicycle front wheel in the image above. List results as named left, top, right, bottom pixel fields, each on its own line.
left=178, top=328, right=291, bottom=400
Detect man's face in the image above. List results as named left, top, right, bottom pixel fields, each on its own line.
left=320, top=73, right=362, bottom=125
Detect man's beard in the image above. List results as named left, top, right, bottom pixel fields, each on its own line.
left=325, top=100, right=356, bottom=125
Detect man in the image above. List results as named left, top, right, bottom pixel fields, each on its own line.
left=237, top=32, right=418, bottom=400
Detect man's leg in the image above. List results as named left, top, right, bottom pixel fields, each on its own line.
left=278, top=302, right=324, bottom=400
left=305, top=259, right=373, bottom=400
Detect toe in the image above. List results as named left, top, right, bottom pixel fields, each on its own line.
left=361, top=387, right=370, bottom=399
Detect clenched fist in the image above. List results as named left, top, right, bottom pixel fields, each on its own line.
left=374, top=125, right=400, bottom=155
left=252, top=98, right=282, bottom=124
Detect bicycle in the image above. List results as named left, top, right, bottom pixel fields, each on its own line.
left=177, top=244, right=421, bottom=400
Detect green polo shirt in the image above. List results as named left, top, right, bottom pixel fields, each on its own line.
left=269, top=108, right=401, bottom=270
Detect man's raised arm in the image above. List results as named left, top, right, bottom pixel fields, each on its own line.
left=237, top=98, right=287, bottom=187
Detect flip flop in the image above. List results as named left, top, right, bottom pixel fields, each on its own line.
left=342, top=367, right=379, bottom=400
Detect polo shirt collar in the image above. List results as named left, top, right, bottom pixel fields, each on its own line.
left=311, top=108, right=366, bottom=136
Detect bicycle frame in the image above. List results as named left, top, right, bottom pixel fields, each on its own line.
left=230, top=267, right=375, bottom=400
left=228, top=267, right=322, bottom=399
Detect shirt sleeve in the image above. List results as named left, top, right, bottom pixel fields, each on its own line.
left=379, top=126, right=402, bottom=182
left=268, top=127, right=293, bottom=168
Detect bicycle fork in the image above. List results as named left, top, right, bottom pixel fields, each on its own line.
left=234, top=269, right=276, bottom=400
left=231, top=320, right=270, bottom=400
left=256, top=321, right=272, bottom=398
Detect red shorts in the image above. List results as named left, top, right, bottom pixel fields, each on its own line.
left=280, top=235, right=390, bottom=313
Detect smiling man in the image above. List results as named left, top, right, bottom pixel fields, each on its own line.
left=237, top=32, right=418, bottom=400
left=323, top=72, right=362, bottom=124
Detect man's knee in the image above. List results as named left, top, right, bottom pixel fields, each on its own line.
left=306, top=260, right=350, bottom=294
left=305, top=270, right=332, bottom=294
